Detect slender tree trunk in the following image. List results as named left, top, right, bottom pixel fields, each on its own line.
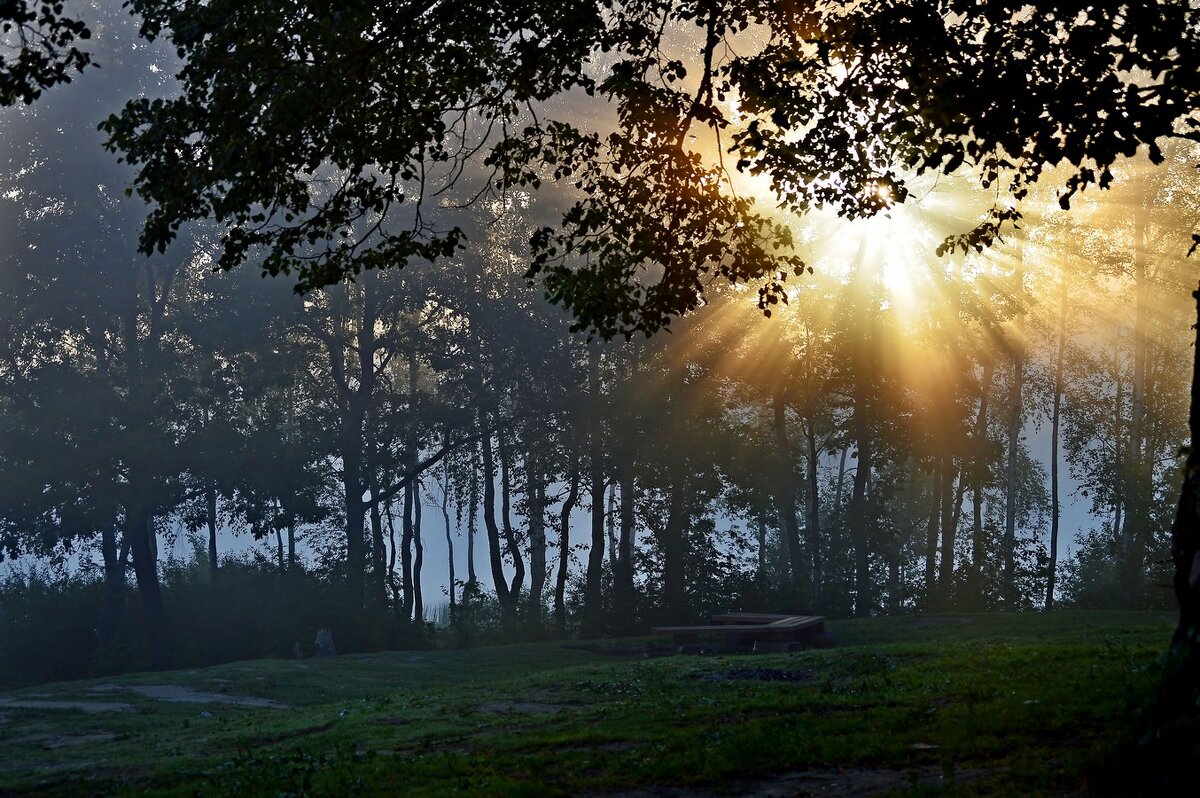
left=773, top=392, right=808, bottom=604
left=498, top=428, right=525, bottom=602
left=385, top=501, right=401, bottom=607
left=584, top=342, right=606, bottom=634
left=401, top=480, right=415, bottom=619
left=804, top=422, right=823, bottom=609
left=480, top=411, right=514, bottom=620
left=287, top=522, right=296, bottom=571
left=527, top=452, right=547, bottom=628
left=342, top=445, right=367, bottom=604
left=556, top=443, right=581, bottom=631
left=1123, top=194, right=1150, bottom=607
left=370, top=492, right=387, bottom=607
left=413, top=479, right=424, bottom=624
left=925, top=470, right=940, bottom=598
left=440, top=462, right=456, bottom=621
left=1047, top=278, right=1068, bottom=610
left=613, top=462, right=636, bottom=627
left=206, top=484, right=219, bottom=579
left=1004, top=249, right=1026, bottom=608
left=971, top=355, right=994, bottom=606
left=467, top=441, right=479, bottom=590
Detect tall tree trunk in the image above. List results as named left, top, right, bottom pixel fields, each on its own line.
left=498, top=428, right=525, bottom=602
left=804, top=421, right=823, bottom=609
left=1004, top=248, right=1026, bottom=608
left=287, top=521, right=296, bottom=572
left=401, top=480, right=415, bottom=619
left=1151, top=283, right=1200, bottom=769
left=1047, top=277, right=1068, bottom=610
left=527, top=451, right=547, bottom=628
left=1122, top=193, right=1150, bottom=607
left=480, top=411, right=515, bottom=620
left=385, top=501, right=402, bottom=607
left=612, top=462, right=636, bottom=627
left=661, top=478, right=689, bottom=620
left=583, top=342, right=606, bottom=634
left=773, top=391, right=808, bottom=604
left=440, top=462, right=456, bottom=622
left=970, top=355, right=994, bottom=606
left=925, top=469, right=940, bottom=599
left=555, top=442, right=581, bottom=631
left=369, top=491, right=387, bottom=607
left=341, top=444, right=367, bottom=604
left=413, top=479, right=424, bottom=623
left=126, top=499, right=169, bottom=667
left=206, top=484, right=219, bottom=579
left=466, top=441, right=479, bottom=590
left=97, top=524, right=124, bottom=644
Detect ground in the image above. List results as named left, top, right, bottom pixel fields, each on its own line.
left=0, top=611, right=1175, bottom=796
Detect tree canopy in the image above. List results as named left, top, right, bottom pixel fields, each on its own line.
left=100, top=1, right=1200, bottom=337
left=1, top=0, right=91, bottom=105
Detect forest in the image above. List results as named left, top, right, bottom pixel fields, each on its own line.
left=2, top=2, right=1200, bottom=794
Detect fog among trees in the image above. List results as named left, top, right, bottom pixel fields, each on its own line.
left=1, top=1, right=1198, bottom=711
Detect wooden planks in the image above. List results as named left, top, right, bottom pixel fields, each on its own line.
left=651, top=614, right=825, bottom=649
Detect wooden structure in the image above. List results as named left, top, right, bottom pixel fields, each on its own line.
left=652, top=613, right=825, bottom=652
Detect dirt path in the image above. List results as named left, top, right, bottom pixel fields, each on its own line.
left=89, top=684, right=289, bottom=708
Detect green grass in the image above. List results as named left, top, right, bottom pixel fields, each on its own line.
left=0, top=610, right=1175, bottom=796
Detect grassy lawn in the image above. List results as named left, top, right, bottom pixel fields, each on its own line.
left=0, top=610, right=1175, bottom=796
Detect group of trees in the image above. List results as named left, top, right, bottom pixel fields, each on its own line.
left=2, top=1, right=1199, bottom=702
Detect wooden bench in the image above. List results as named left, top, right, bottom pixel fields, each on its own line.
left=652, top=614, right=825, bottom=651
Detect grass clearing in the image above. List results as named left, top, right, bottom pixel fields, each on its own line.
left=0, top=610, right=1174, bottom=796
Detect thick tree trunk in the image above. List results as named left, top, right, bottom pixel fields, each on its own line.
left=661, top=478, right=689, bottom=620
left=773, top=392, right=808, bottom=604
left=555, top=444, right=581, bottom=631
left=126, top=501, right=169, bottom=667
left=97, top=524, right=124, bottom=644
left=1151, top=284, right=1200, bottom=774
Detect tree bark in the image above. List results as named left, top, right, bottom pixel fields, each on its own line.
left=583, top=342, right=606, bottom=634
left=1003, top=248, right=1026, bottom=608
left=612, top=461, right=636, bottom=628
left=413, top=478, right=424, bottom=623
left=661, top=478, right=689, bottom=620
left=1047, top=277, right=1067, bottom=609
left=804, top=420, right=823, bottom=609
left=527, top=451, right=547, bottom=627
left=480, top=411, right=515, bottom=620
left=205, top=484, right=218, bottom=579
left=555, top=442, right=581, bottom=631
left=773, top=391, right=808, bottom=604
left=498, top=427, right=525, bottom=602
left=971, top=355, right=994, bottom=606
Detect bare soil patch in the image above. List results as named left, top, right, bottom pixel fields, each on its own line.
left=90, top=683, right=288, bottom=708
left=0, top=699, right=133, bottom=714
